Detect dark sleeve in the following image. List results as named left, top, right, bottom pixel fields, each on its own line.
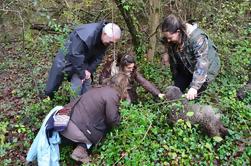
left=166, top=46, right=178, bottom=81
left=169, top=56, right=178, bottom=81
left=135, top=71, right=161, bottom=96
left=87, top=52, right=105, bottom=73
left=105, top=93, right=120, bottom=128
left=68, top=33, right=89, bottom=80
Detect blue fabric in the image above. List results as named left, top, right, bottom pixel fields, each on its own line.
left=46, top=110, right=70, bottom=139
left=26, top=106, right=63, bottom=166
left=45, top=112, right=55, bottom=139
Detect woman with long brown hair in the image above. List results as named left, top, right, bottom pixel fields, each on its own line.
left=161, top=14, right=220, bottom=100
left=99, top=54, right=165, bottom=103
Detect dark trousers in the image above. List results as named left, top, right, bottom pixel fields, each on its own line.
left=174, top=71, right=208, bottom=96
left=60, top=133, right=87, bottom=149
left=45, top=53, right=91, bottom=98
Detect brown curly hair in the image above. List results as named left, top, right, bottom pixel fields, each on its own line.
left=104, top=72, right=129, bottom=98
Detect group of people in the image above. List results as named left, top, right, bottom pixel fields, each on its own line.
left=27, top=14, right=222, bottom=164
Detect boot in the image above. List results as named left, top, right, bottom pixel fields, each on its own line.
left=70, top=145, right=91, bottom=163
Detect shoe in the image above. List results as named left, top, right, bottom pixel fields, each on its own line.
left=70, top=145, right=91, bottom=163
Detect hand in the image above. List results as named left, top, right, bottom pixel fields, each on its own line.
left=185, top=88, right=198, bottom=100
left=158, top=93, right=165, bottom=100
left=85, top=70, right=91, bottom=79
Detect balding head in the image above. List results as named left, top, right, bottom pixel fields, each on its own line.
left=103, top=23, right=121, bottom=38
left=101, top=23, right=121, bottom=46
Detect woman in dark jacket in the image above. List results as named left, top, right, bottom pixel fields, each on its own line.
left=161, top=14, right=220, bottom=100
left=99, top=54, right=165, bottom=103
left=59, top=72, right=129, bottom=163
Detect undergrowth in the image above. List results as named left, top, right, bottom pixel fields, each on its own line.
left=0, top=1, right=250, bottom=165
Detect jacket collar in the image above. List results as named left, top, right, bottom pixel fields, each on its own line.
left=186, top=23, right=198, bottom=37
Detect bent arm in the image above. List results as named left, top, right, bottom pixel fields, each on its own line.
left=68, top=34, right=89, bottom=80
left=135, top=71, right=161, bottom=96
left=190, top=35, right=210, bottom=90
left=87, top=52, right=105, bottom=74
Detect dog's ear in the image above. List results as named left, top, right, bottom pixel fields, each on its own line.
left=164, top=86, right=183, bottom=100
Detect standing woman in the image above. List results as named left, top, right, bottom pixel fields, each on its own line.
left=161, top=14, right=220, bottom=100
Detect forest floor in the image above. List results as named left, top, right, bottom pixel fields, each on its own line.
left=0, top=38, right=250, bottom=165
left=0, top=46, right=28, bottom=164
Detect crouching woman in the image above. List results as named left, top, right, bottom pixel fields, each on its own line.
left=99, top=54, right=164, bottom=103
left=26, top=72, right=129, bottom=165
left=60, top=72, right=129, bottom=163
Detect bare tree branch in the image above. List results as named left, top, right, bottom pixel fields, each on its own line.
left=64, top=0, right=70, bottom=8
left=113, top=0, right=142, bottom=53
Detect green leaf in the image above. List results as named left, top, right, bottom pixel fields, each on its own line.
left=213, top=136, right=223, bottom=142
left=205, top=143, right=212, bottom=150
left=186, top=111, right=194, bottom=117
left=163, top=145, right=169, bottom=150
left=123, top=5, right=130, bottom=11
left=177, top=119, right=184, bottom=123
left=168, top=152, right=177, bottom=159
left=186, top=121, right=191, bottom=128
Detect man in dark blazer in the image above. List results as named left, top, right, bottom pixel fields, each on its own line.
left=45, top=21, right=121, bottom=98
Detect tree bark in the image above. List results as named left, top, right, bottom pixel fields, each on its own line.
left=146, top=0, right=160, bottom=60
left=114, top=0, right=142, bottom=53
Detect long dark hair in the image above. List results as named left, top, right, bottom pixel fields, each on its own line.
left=161, top=14, right=187, bottom=46
left=118, top=54, right=137, bottom=78
left=119, top=54, right=136, bottom=69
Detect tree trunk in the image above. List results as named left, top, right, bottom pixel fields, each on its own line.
left=114, top=0, right=142, bottom=53
left=146, top=0, right=160, bottom=61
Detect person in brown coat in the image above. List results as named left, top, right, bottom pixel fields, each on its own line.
left=59, top=72, right=129, bottom=163
left=99, top=54, right=165, bottom=103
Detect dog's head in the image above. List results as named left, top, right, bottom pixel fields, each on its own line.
left=164, top=86, right=183, bottom=100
